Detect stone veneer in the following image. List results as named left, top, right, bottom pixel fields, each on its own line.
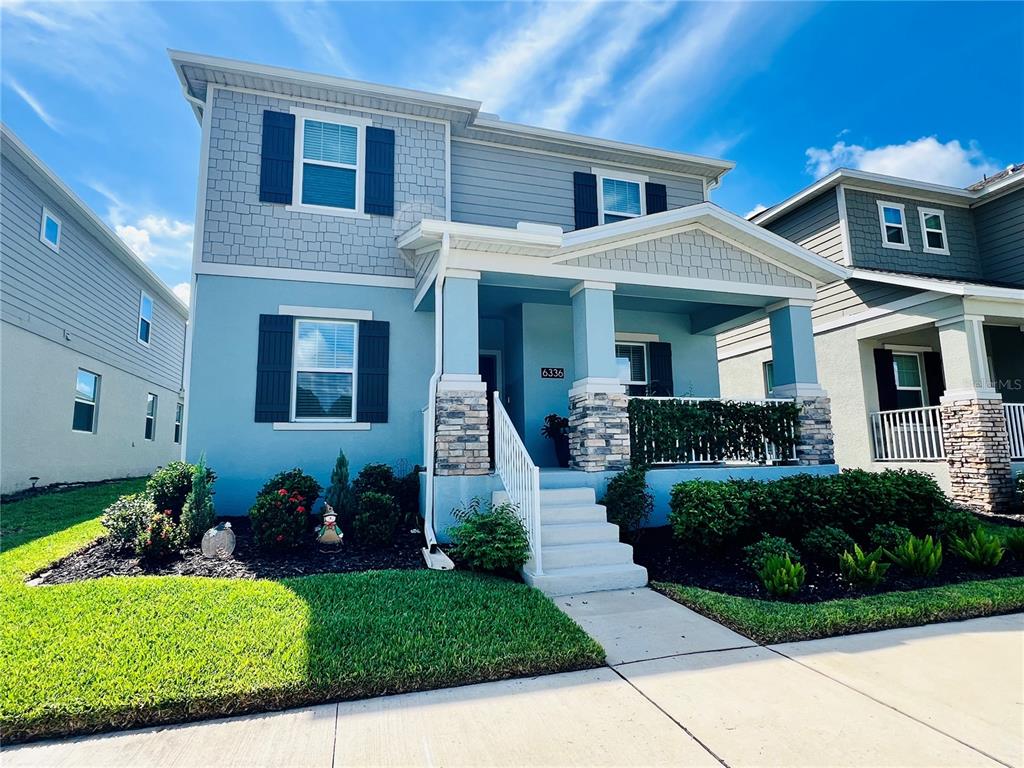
left=794, top=396, right=835, bottom=466
left=940, top=396, right=1014, bottom=513
left=434, top=390, right=490, bottom=476
left=569, top=391, right=630, bottom=472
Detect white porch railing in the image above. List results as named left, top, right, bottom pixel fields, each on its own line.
left=492, top=390, right=543, bottom=575
left=630, top=396, right=798, bottom=465
left=1005, top=403, right=1024, bottom=460
left=870, top=405, right=945, bottom=461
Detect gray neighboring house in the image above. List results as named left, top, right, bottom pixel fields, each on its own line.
left=1, top=125, right=189, bottom=494
left=718, top=166, right=1024, bottom=513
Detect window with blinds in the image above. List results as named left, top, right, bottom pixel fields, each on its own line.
left=300, top=118, right=359, bottom=210
left=293, top=319, right=357, bottom=421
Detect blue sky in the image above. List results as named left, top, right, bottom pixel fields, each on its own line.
left=3, top=1, right=1022, bottom=302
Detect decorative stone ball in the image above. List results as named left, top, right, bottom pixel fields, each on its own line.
left=201, top=522, right=236, bottom=559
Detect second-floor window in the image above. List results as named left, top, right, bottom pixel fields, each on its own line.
left=919, top=208, right=949, bottom=255
left=138, top=291, right=153, bottom=346
left=877, top=201, right=909, bottom=250
left=292, top=319, right=357, bottom=421
left=40, top=207, right=61, bottom=252
left=293, top=112, right=366, bottom=215
left=596, top=169, right=647, bottom=224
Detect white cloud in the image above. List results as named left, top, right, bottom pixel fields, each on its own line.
left=272, top=1, right=352, bottom=75
left=172, top=282, right=191, bottom=305
left=4, top=76, right=61, bottom=132
left=115, top=218, right=193, bottom=268
left=745, top=203, right=768, bottom=219
left=804, top=137, right=1001, bottom=188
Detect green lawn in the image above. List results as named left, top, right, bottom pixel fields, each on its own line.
left=1, top=480, right=603, bottom=743
left=654, top=578, right=1024, bottom=645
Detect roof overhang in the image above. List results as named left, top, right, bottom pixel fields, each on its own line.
left=850, top=268, right=1024, bottom=302
left=0, top=124, right=189, bottom=318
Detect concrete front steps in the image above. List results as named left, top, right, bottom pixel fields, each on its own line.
left=494, top=487, right=648, bottom=596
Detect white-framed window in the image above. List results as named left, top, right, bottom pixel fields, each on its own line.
left=763, top=361, right=775, bottom=397
left=615, top=342, right=648, bottom=386
left=877, top=201, right=909, bottom=250
left=594, top=168, right=647, bottom=224
left=918, top=207, right=949, bottom=255
left=292, top=319, right=358, bottom=422
left=145, top=393, right=158, bottom=440
left=137, top=291, right=153, bottom=346
left=291, top=108, right=370, bottom=216
left=72, top=369, right=99, bottom=433
left=39, top=207, right=61, bottom=251
left=893, top=352, right=925, bottom=409
left=174, top=402, right=183, bottom=444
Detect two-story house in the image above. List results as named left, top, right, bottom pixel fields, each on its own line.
left=1, top=126, right=189, bottom=494
left=718, top=167, right=1024, bottom=514
left=172, top=51, right=849, bottom=594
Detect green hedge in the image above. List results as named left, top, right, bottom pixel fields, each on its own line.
left=628, top=398, right=799, bottom=467
left=668, top=469, right=952, bottom=551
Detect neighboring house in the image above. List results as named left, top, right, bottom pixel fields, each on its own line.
left=173, top=51, right=846, bottom=594
left=719, top=167, right=1024, bottom=514
left=1, top=126, right=189, bottom=494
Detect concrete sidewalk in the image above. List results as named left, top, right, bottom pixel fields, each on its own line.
left=6, top=589, right=1022, bottom=767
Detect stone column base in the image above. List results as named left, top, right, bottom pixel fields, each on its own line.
left=940, top=396, right=1014, bottom=514
left=435, top=389, right=490, bottom=476
left=568, top=391, right=630, bottom=472
left=795, top=396, right=835, bottom=466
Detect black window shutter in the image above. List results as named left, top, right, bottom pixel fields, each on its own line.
left=255, top=314, right=294, bottom=422
left=573, top=172, right=599, bottom=230
left=645, top=182, right=668, bottom=215
left=259, top=111, right=295, bottom=204
left=922, top=351, right=945, bottom=406
left=873, top=348, right=898, bottom=411
left=648, top=342, right=674, bottom=396
left=364, top=127, right=395, bottom=216
left=357, top=320, right=390, bottom=423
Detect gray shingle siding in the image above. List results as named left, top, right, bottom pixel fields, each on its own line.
left=764, top=189, right=845, bottom=264
left=202, top=87, right=446, bottom=278
left=974, top=187, right=1024, bottom=287
left=844, top=188, right=981, bottom=279
left=450, top=140, right=704, bottom=231
left=0, top=158, right=186, bottom=391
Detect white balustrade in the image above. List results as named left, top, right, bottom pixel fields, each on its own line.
left=492, top=391, right=543, bottom=575
left=870, top=405, right=945, bottom=461
left=1005, top=403, right=1024, bottom=460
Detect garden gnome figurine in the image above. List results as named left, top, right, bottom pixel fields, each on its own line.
left=317, top=504, right=343, bottom=551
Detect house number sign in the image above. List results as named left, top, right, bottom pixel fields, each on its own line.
left=540, top=367, right=565, bottom=379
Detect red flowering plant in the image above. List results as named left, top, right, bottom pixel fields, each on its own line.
left=249, top=468, right=322, bottom=552
left=134, top=509, right=183, bottom=561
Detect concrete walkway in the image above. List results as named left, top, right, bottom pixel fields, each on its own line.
left=6, top=589, right=1023, bottom=767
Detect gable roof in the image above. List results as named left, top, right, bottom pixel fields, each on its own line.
left=168, top=49, right=734, bottom=182
left=0, top=124, right=189, bottom=318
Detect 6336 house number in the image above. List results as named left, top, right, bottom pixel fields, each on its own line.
left=540, top=368, right=565, bottom=379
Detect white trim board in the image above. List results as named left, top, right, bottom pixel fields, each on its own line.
left=278, top=306, right=373, bottom=320
left=195, top=261, right=415, bottom=289
left=850, top=268, right=1024, bottom=300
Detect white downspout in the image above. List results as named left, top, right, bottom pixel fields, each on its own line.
left=421, top=233, right=453, bottom=568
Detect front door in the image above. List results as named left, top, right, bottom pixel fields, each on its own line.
left=479, top=354, right=499, bottom=469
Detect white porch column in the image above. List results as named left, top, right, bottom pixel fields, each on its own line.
left=767, top=300, right=834, bottom=465
left=435, top=270, right=489, bottom=476
left=568, top=281, right=630, bottom=471
left=936, top=315, right=1013, bottom=512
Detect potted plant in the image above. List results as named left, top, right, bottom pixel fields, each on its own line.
left=541, top=413, right=570, bottom=468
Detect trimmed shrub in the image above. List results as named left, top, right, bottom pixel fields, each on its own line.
left=449, top=497, right=530, bottom=573
left=868, top=522, right=913, bottom=553
left=1004, top=529, right=1024, bottom=559
left=743, top=533, right=799, bottom=572
left=353, top=463, right=396, bottom=499
left=102, top=494, right=156, bottom=552
left=180, top=456, right=216, bottom=544
left=950, top=527, right=1005, bottom=569
left=249, top=469, right=321, bottom=551
left=324, top=450, right=356, bottom=530
left=801, top=526, right=855, bottom=562
left=135, top=509, right=181, bottom=561
left=886, top=534, right=943, bottom=577
left=757, top=554, right=805, bottom=598
left=146, top=461, right=217, bottom=522
left=669, top=479, right=754, bottom=551
left=352, top=491, right=400, bottom=547
left=930, top=506, right=979, bottom=542
left=601, top=467, right=653, bottom=541
left=838, top=545, right=890, bottom=588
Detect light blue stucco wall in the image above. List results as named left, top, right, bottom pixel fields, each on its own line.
left=187, top=274, right=434, bottom=515
left=615, top=309, right=720, bottom=397
left=768, top=304, right=819, bottom=387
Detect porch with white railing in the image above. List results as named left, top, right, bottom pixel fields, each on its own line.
left=1006, top=403, right=1024, bottom=460
left=870, top=405, right=946, bottom=461
left=492, top=390, right=543, bottom=575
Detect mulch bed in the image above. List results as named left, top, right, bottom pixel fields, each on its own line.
left=31, top=518, right=425, bottom=585
left=632, top=526, right=1024, bottom=603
